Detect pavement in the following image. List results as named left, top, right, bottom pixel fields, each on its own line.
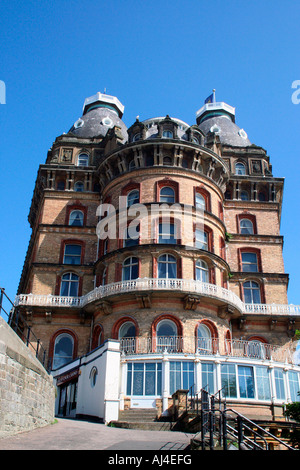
left=0, top=418, right=194, bottom=451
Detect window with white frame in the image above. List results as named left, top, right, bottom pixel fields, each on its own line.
left=288, top=371, right=300, bottom=402
left=243, top=281, right=261, bottom=304
left=159, top=186, right=175, bottom=203
left=122, top=257, right=139, bottom=281
left=127, top=363, right=162, bottom=396
left=158, top=254, right=177, bottom=279
left=274, top=368, right=286, bottom=400
left=197, top=323, right=213, bottom=354
left=169, top=362, right=194, bottom=396
left=77, top=153, right=89, bottom=166
left=195, top=259, right=209, bottom=283
left=235, top=162, right=246, bottom=175
left=202, top=363, right=215, bottom=394
left=195, top=192, right=206, bottom=211
left=60, top=273, right=79, bottom=297
left=240, top=218, right=254, bottom=234
left=158, top=222, right=176, bottom=244
left=195, top=229, right=208, bottom=250
left=53, top=333, right=74, bottom=369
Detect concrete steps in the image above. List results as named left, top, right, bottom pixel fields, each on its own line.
left=110, top=408, right=175, bottom=431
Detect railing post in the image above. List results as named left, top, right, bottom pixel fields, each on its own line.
left=222, top=411, right=228, bottom=450
left=237, top=415, right=244, bottom=450
left=26, top=326, right=31, bottom=346
left=36, top=339, right=40, bottom=358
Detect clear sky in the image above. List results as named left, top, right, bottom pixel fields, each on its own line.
left=0, top=0, right=300, bottom=313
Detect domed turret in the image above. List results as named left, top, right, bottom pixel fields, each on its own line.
left=196, top=97, right=251, bottom=147
left=68, top=92, right=128, bottom=141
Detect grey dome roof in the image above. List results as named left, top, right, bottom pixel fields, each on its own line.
left=198, top=115, right=251, bottom=147
left=68, top=107, right=128, bottom=141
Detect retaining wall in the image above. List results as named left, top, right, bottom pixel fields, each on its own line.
left=0, top=316, right=55, bottom=438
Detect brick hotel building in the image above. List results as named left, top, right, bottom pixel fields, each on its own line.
left=15, top=91, right=300, bottom=423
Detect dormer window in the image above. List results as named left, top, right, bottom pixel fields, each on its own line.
left=162, top=130, right=173, bottom=138
left=77, top=153, right=89, bottom=166
left=235, top=162, right=246, bottom=175
left=133, top=133, right=141, bottom=142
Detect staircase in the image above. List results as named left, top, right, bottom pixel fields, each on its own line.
left=110, top=408, right=175, bottom=431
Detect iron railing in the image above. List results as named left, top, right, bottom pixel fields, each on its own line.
left=0, top=287, right=48, bottom=369
left=184, top=385, right=296, bottom=450
left=119, top=335, right=293, bottom=363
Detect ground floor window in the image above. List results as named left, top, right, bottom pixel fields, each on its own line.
left=127, top=363, right=162, bottom=396
left=274, top=368, right=285, bottom=400
left=169, top=361, right=194, bottom=396
left=256, top=366, right=271, bottom=400
left=202, top=362, right=215, bottom=394
left=288, top=371, right=300, bottom=402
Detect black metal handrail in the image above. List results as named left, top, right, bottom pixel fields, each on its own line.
left=0, top=288, right=48, bottom=369
left=182, top=384, right=296, bottom=450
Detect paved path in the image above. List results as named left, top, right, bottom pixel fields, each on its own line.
left=0, top=418, right=194, bottom=451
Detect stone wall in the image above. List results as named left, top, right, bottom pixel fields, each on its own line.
left=0, top=316, right=55, bottom=438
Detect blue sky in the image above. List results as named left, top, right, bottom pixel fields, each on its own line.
left=0, top=0, right=300, bottom=312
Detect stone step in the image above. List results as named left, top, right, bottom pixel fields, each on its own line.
left=119, top=408, right=158, bottom=422
left=110, top=420, right=175, bottom=431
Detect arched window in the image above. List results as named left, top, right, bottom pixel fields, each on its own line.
left=240, top=190, right=249, bottom=201
left=195, top=229, right=208, bottom=250
left=132, top=133, right=141, bottom=142
left=163, top=156, right=172, bottom=165
left=195, top=259, right=209, bottom=283
left=122, top=257, right=139, bottom=281
left=159, top=186, right=175, bottom=203
left=162, top=130, right=173, bottom=138
left=243, top=281, right=261, bottom=304
left=235, top=162, right=246, bottom=175
left=196, top=323, right=212, bottom=354
left=74, top=181, right=84, bottom=192
left=195, top=193, right=206, bottom=210
left=158, top=254, right=177, bottom=279
left=69, top=210, right=84, bottom=227
left=128, top=159, right=136, bottom=170
left=127, top=189, right=139, bottom=207
left=156, top=319, right=178, bottom=352
left=240, top=218, right=254, bottom=234
left=60, top=273, right=79, bottom=297
left=77, top=153, right=89, bottom=166
left=53, top=333, right=74, bottom=369
left=119, top=321, right=136, bottom=339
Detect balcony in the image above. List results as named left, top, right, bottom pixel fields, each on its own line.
left=120, top=336, right=294, bottom=364
left=14, top=278, right=300, bottom=318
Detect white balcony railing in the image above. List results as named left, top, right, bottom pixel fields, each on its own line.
left=119, top=336, right=293, bottom=363
left=15, top=278, right=300, bottom=317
